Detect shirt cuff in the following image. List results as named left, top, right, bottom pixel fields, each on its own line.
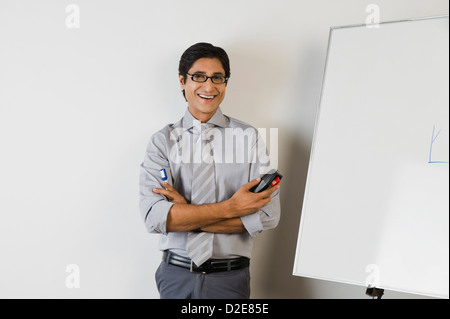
left=145, top=200, right=175, bottom=235
left=240, top=212, right=263, bottom=237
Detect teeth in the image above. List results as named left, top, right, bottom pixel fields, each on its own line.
left=199, top=94, right=214, bottom=99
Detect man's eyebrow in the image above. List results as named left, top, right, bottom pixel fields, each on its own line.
left=191, top=71, right=225, bottom=76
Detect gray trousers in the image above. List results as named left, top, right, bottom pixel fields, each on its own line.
left=155, top=260, right=251, bottom=299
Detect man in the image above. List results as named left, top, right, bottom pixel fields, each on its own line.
left=139, top=43, right=280, bottom=299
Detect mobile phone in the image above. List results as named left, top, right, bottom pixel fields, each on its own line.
left=250, top=170, right=283, bottom=193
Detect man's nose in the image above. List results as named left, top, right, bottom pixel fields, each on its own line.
left=202, top=79, right=216, bottom=91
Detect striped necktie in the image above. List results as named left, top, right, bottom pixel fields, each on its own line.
left=186, top=123, right=216, bottom=267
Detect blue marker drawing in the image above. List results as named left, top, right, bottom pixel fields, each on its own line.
left=429, top=125, right=449, bottom=164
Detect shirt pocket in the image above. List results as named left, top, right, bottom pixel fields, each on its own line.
left=215, top=163, right=251, bottom=200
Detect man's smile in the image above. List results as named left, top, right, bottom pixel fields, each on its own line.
left=198, top=94, right=217, bottom=101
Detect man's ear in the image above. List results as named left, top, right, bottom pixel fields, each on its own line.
left=179, top=74, right=186, bottom=89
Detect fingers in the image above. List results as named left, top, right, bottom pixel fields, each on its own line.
left=153, top=182, right=172, bottom=192
left=153, top=182, right=172, bottom=195
left=162, top=182, right=173, bottom=190
left=259, top=184, right=280, bottom=199
left=256, top=185, right=279, bottom=207
left=153, top=183, right=188, bottom=204
left=153, top=187, right=169, bottom=196
left=242, top=178, right=261, bottom=190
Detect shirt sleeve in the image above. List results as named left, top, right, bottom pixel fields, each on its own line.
left=240, top=128, right=281, bottom=237
left=139, top=131, right=174, bottom=235
left=241, top=190, right=281, bottom=237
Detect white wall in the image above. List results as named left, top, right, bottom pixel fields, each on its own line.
left=0, top=0, right=448, bottom=299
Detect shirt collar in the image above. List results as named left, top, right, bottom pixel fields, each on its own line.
left=182, top=107, right=227, bottom=131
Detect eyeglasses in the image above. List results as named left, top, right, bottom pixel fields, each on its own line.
left=186, top=73, right=229, bottom=84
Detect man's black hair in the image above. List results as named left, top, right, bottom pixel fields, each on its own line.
left=178, top=42, right=231, bottom=100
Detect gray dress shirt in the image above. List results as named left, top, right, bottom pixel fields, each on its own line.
left=139, top=107, right=280, bottom=259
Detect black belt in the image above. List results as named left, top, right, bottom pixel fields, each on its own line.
left=162, top=251, right=250, bottom=274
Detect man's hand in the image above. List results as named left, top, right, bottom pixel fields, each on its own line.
left=226, top=178, right=280, bottom=218
left=153, top=182, right=188, bottom=204
left=157, top=178, right=279, bottom=233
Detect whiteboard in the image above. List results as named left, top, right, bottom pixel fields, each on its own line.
left=293, top=16, right=449, bottom=299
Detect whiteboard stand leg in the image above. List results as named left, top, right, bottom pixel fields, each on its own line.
left=366, top=287, right=384, bottom=299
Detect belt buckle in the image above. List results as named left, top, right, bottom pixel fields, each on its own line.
left=190, top=261, right=207, bottom=274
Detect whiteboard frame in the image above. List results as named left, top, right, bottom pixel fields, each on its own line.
left=293, top=15, right=450, bottom=299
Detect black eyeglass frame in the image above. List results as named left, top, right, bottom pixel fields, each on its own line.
left=186, top=73, right=229, bottom=84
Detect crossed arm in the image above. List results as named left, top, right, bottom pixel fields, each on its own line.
left=152, top=178, right=279, bottom=234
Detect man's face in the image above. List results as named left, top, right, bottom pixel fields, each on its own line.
left=179, top=57, right=227, bottom=123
